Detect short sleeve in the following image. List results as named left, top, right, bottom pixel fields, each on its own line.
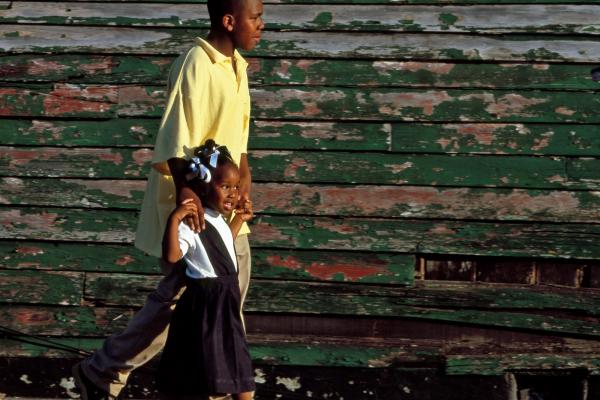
left=152, top=49, right=210, bottom=165
left=177, top=223, right=196, bottom=256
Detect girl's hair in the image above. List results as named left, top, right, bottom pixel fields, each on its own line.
left=186, top=139, right=237, bottom=198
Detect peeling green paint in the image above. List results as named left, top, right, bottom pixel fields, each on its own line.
left=439, top=13, right=459, bottom=30
left=311, top=12, right=333, bottom=27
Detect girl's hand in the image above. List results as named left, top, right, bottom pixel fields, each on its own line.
left=172, top=198, right=199, bottom=224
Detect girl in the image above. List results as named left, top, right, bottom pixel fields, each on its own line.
left=157, top=140, right=255, bottom=400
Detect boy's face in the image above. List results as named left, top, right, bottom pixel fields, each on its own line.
left=206, top=163, right=240, bottom=215
left=232, top=0, right=264, bottom=51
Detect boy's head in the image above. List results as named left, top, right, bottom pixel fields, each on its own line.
left=207, top=0, right=264, bottom=51
left=187, top=140, right=240, bottom=215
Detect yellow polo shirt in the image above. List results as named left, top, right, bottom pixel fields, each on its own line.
left=135, top=38, right=251, bottom=258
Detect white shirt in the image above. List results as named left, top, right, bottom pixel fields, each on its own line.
left=178, top=208, right=238, bottom=279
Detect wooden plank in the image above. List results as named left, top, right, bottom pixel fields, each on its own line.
left=3, top=55, right=599, bottom=91
left=0, top=207, right=136, bottom=243
left=251, top=216, right=600, bottom=259
left=0, top=241, right=159, bottom=273
left=3, top=85, right=600, bottom=122
left=0, top=146, right=154, bottom=179
left=252, top=59, right=600, bottom=89
left=2, top=118, right=599, bottom=158
left=4, top=300, right=600, bottom=341
left=0, top=240, right=414, bottom=285
left=2, top=26, right=600, bottom=62
left=251, top=87, right=600, bottom=122
left=0, top=177, right=147, bottom=209
left=3, top=178, right=600, bottom=223
left=249, top=151, right=598, bottom=190
left=446, top=354, right=600, bottom=376
left=251, top=249, right=415, bottom=285
left=0, top=118, right=392, bottom=151
left=0, top=305, right=131, bottom=336
left=2, top=209, right=600, bottom=259
left=2, top=4, right=599, bottom=34
left=21, top=0, right=600, bottom=4
left=84, top=275, right=600, bottom=316
left=0, top=336, right=442, bottom=368
left=3, top=278, right=594, bottom=337
left=392, top=123, right=600, bottom=156
left=0, top=118, right=159, bottom=147
left=0, top=270, right=83, bottom=305
left=4, top=147, right=600, bottom=190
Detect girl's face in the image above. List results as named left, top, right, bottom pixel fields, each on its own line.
left=205, top=163, right=240, bottom=215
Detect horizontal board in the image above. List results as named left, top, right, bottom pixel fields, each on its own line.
left=19, top=0, right=600, bottom=4
left=0, top=207, right=136, bottom=243
left=2, top=4, right=599, bottom=34
left=252, top=249, right=415, bottom=284
left=446, top=354, right=600, bottom=376
left=3, top=85, right=600, bottom=123
left=252, top=216, right=600, bottom=259
left=0, top=270, right=82, bottom=305
left=0, top=241, right=158, bottom=273
left=3, top=178, right=599, bottom=223
left=0, top=241, right=414, bottom=285
left=2, top=26, right=600, bottom=62
left=0, top=336, right=442, bottom=368
left=2, top=118, right=599, bottom=157
left=250, top=151, right=599, bottom=189
left=393, top=123, right=600, bottom=156
left=2, top=208, right=599, bottom=259
left=251, top=87, right=600, bottom=123
left=3, top=286, right=600, bottom=338
left=0, top=119, right=392, bottom=150
left=2, top=55, right=599, bottom=90
left=85, top=275, right=600, bottom=315
left=2, top=147, right=600, bottom=190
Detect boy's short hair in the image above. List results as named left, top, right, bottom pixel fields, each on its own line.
left=207, top=0, right=241, bottom=26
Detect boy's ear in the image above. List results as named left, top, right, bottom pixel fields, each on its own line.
left=222, top=13, right=235, bottom=32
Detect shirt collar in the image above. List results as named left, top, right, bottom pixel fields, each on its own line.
left=204, top=207, right=221, bottom=219
left=195, top=37, right=248, bottom=69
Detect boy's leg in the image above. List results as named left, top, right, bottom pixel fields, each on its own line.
left=235, top=234, right=251, bottom=307
left=79, top=260, right=187, bottom=397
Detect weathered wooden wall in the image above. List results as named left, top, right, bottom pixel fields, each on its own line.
left=1, top=0, right=599, bottom=399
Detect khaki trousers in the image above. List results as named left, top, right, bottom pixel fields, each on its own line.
left=81, top=234, right=252, bottom=398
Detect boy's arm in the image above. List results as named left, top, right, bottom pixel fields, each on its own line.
left=168, top=157, right=205, bottom=231
left=229, top=215, right=244, bottom=240
left=229, top=199, right=253, bottom=240
left=239, top=153, right=252, bottom=202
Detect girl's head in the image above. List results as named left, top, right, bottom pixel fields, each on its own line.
left=186, top=140, right=240, bottom=215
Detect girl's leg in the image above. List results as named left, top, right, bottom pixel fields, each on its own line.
left=233, top=391, right=253, bottom=400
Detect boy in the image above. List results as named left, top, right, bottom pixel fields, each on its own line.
left=72, top=0, right=264, bottom=398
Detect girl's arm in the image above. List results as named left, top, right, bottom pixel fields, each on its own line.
left=229, top=199, right=253, bottom=240
left=168, top=157, right=205, bottom=232
left=162, top=199, right=198, bottom=263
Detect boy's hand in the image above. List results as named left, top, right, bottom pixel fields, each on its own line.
left=236, top=199, right=254, bottom=222
left=178, top=187, right=205, bottom=231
